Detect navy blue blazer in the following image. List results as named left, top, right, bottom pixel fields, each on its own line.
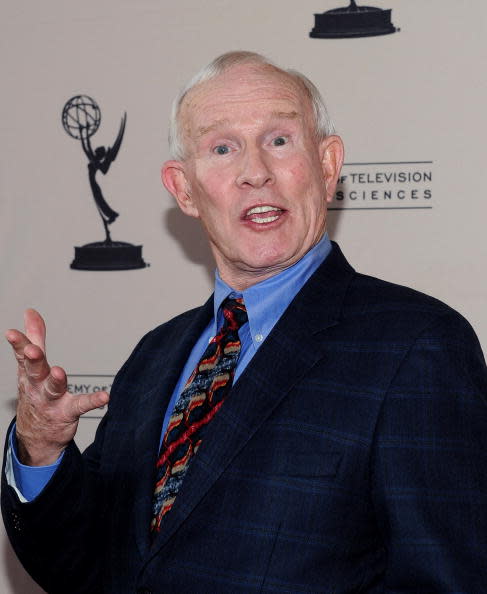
left=3, top=243, right=487, bottom=593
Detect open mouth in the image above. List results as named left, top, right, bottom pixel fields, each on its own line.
left=243, top=205, right=284, bottom=224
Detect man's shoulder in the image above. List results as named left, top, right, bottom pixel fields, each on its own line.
left=344, top=270, right=476, bottom=345
left=109, top=301, right=213, bottom=396
left=315, top=243, right=469, bottom=335
left=140, top=301, right=211, bottom=349
left=349, top=271, right=450, bottom=311
left=151, top=304, right=207, bottom=333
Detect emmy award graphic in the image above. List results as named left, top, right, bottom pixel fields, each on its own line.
left=310, top=0, right=399, bottom=39
left=62, top=95, right=147, bottom=270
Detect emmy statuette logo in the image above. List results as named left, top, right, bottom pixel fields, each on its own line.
left=62, top=95, right=147, bottom=270
left=310, top=0, right=399, bottom=39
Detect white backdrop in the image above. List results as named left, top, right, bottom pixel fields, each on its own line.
left=1, top=1, right=486, bottom=591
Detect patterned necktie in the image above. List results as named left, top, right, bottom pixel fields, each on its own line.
left=150, top=297, right=248, bottom=534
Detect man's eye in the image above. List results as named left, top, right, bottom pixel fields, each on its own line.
left=214, top=145, right=230, bottom=155
left=272, top=136, right=287, bottom=146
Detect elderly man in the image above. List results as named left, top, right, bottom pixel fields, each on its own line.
left=3, top=51, right=487, bottom=593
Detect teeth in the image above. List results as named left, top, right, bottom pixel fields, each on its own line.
left=246, top=205, right=280, bottom=216
left=253, top=215, right=279, bottom=224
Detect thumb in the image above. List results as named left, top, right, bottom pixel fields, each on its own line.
left=69, top=391, right=110, bottom=420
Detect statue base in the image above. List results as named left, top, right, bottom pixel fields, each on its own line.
left=70, top=241, right=147, bottom=271
left=310, top=7, right=397, bottom=39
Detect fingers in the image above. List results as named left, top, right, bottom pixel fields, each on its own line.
left=5, top=309, right=47, bottom=367
left=44, top=366, right=68, bottom=400
left=24, top=343, right=51, bottom=384
left=7, top=309, right=109, bottom=428
left=24, top=309, right=46, bottom=352
left=5, top=310, right=51, bottom=384
left=5, top=329, right=31, bottom=367
left=71, top=391, right=110, bottom=419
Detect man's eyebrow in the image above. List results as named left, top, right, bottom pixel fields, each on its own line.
left=196, top=119, right=230, bottom=138
left=271, top=110, right=300, bottom=120
left=195, top=111, right=300, bottom=139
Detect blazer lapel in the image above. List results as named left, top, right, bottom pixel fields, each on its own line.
left=148, top=243, right=356, bottom=556
left=133, top=296, right=214, bottom=558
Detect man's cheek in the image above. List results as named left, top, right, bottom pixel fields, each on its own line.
left=204, top=172, right=233, bottom=196
left=285, top=165, right=310, bottom=187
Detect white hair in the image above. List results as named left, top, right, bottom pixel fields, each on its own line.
left=168, top=50, right=336, bottom=160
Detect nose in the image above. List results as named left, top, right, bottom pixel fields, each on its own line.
left=236, top=146, right=275, bottom=189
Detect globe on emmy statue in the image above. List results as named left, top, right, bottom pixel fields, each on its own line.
left=62, top=95, right=147, bottom=270
left=310, top=0, right=399, bottom=39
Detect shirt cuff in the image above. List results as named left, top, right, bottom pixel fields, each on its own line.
left=5, top=423, right=63, bottom=502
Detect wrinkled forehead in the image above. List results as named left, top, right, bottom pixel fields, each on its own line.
left=179, top=64, right=313, bottom=139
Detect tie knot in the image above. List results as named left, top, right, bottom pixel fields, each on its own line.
left=221, top=297, right=248, bottom=331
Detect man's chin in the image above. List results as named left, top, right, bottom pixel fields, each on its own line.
left=238, top=255, right=302, bottom=283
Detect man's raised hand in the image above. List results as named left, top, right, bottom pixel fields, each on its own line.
left=5, top=309, right=109, bottom=466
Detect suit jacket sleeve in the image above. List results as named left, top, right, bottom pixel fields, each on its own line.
left=371, top=309, right=487, bottom=591
left=1, top=329, right=153, bottom=594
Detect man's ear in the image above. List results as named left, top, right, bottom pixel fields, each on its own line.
left=161, top=160, right=200, bottom=218
left=319, top=135, right=344, bottom=203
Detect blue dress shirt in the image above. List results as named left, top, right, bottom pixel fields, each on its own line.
left=9, top=233, right=332, bottom=501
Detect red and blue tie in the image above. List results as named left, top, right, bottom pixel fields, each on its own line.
left=151, top=297, right=248, bottom=533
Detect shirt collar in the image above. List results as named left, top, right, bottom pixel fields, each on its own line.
left=212, top=233, right=332, bottom=348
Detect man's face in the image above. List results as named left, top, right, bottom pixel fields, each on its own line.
left=163, top=64, right=343, bottom=289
